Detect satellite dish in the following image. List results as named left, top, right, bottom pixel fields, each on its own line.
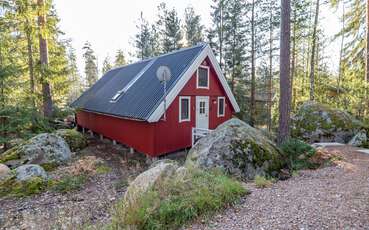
left=156, top=66, right=171, bottom=82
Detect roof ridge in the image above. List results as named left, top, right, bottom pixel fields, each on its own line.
left=107, top=43, right=208, bottom=73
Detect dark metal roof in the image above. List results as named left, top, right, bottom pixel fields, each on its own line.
left=71, top=44, right=207, bottom=121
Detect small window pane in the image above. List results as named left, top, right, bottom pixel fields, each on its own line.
left=218, top=98, right=225, bottom=116
left=200, top=101, right=205, bottom=114
left=198, top=67, right=208, bottom=88
left=181, top=98, right=189, bottom=120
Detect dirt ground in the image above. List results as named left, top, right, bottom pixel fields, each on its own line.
left=189, top=146, right=369, bottom=230
left=0, top=138, right=155, bottom=229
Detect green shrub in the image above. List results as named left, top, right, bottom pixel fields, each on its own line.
left=54, top=129, right=87, bottom=151
left=50, top=175, right=88, bottom=193
left=111, top=169, right=247, bottom=230
left=280, top=138, right=318, bottom=170
left=254, top=175, right=274, bottom=188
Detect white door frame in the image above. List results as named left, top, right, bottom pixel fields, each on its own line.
left=196, top=96, right=209, bottom=129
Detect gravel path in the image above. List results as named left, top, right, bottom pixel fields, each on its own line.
left=189, top=146, right=369, bottom=230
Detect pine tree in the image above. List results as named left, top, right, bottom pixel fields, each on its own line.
left=209, top=0, right=225, bottom=70
left=135, top=12, right=153, bottom=59
left=114, top=49, right=126, bottom=67
left=83, top=41, right=98, bottom=87
left=37, top=0, right=53, bottom=118
left=156, top=2, right=182, bottom=53
left=184, top=6, right=204, bottom=46
left=102, top=56, right=112, bottom=74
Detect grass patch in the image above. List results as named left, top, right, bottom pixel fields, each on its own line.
left=49, top=175, right=88, bottom=193
left=95, top=165, right=112, bottom=174
left=111, top=169, right=247, bottom=230
left=280, top=138, right=318, bottom=171
left=40, top=162, right=59, bottom=172
left=254, top=175, right=274, bottom=188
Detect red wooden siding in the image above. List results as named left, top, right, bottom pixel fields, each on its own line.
left=76, top=57, right=235, bottom=157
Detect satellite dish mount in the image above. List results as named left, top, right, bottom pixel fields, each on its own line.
left=156, top=66, right=172, bottom=121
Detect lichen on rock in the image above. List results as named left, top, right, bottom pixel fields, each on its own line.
left=185, top=118, right=285, bottom=180
left=15, top=164, right=48, bottom=182
left=291, top=101, right=365, bottom=143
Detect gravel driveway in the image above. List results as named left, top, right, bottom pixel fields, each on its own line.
left=189, top=146, right=369, bottom=230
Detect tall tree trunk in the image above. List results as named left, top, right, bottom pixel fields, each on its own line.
left=37, top=0, right=53, bottom=118
left=278, top=0, right=291, bottom=144
left=291, top=3, right=297, bottom=110
left=250, top=0, right=256, bottom=127
left=366, top=0, right=369, bottom=82
left=337, top=2, right=345, bottom=100
left=268, top=3, right=273, bottom=132
left=365, top=0, right=369, bottom=116
left=309, top=0, right=320, bottom=101
left=26, top=24, right=35, bottom=108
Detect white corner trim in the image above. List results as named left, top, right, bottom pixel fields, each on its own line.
left=196, top=65, right=210, bottom=89
left=217, top=96, right=225, bottom=117
left=147, top=45, right=240, bottom=123
left=179, top=96, right=191, bottom=122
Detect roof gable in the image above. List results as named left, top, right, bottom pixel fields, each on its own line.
left=71, top=43, right=240, bottom=122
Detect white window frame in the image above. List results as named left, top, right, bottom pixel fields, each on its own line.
left=196, top=65, right=210, bottom=89
left=179, top=96, right=191, bottom=122
left=217, top=97, right=225, bottom=117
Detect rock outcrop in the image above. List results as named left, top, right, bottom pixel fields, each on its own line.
left=185, top=118, right=285, bottom=180
left=15, top=164, right=47, bottom=182
left=348, top=130, right=369, bottom=148
left=291, top=101, right=365, bottom=143
left=0, top=164, right=11, bottom=181
left=0, top=133, right=71, bottom=168
left=54, top=129, right=87, bottom=151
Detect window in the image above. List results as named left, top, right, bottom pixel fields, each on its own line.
left=199, top=101, right=206, bottom=114
left=218, top=97, right=225, bottom=117
left=197, top=66, right=209, bottom=89
left=179, top=96, right=191, bottom=122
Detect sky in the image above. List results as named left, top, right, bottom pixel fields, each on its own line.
left=53, top=0, right=342, bottom=77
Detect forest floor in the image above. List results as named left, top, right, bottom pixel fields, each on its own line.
left=189, top=145, right=369, bottom=230
left=0, top=138, right=156, bottom=229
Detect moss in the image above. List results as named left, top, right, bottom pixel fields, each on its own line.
left=0, top=176, right=48, bottom=198
left=54, top=129, right=87, bottom=152
left=95, top=165, right=112, bottom=174
left=0, top=147, right=21, bottom=163
left=40, top=162, right=59, bottom=172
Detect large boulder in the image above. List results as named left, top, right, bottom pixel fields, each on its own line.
left=291, top=101, right=365, bottom=143
left=0, top=133, right=71, bottom=168
left=54, top=129, right=87, bottom=151
left=185, top=118, right=284, bottom=180
left=348, top=130, right=369, bottom=148
left=15, top=164, right=47, bottom=182
left=123, top=160, right=179, bottom=213
left=0, top=164, right=11, bottom=181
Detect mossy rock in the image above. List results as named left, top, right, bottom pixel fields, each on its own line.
left=186, top=118, right=285, bottom=180
left=54, top=129, right=87, bottom=152
left=0, top=133, right=71, bottom=168
left=291, top=101, right=366, bottom=143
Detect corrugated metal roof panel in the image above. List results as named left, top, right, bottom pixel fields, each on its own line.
left=71, top=44, right=206, bottom=120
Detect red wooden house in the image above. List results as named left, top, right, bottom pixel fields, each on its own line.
left=72, top=43, right=240, bottom=157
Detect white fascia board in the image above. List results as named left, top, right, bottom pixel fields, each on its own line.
left=147, top=45, right=240, bottom=123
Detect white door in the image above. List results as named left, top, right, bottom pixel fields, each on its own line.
left=196, top=96, right=209, bottom=129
